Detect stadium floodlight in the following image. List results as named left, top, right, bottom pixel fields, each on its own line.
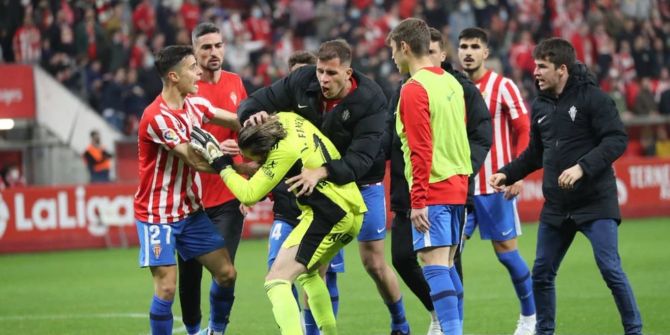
left=0, top=118, right=15, bottom=130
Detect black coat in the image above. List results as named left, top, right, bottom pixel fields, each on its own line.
left=384, top=64, right=492, bottom=212
left=499, top=63, right=627, bottom=226
left=238, top=65, right=388, bottom=186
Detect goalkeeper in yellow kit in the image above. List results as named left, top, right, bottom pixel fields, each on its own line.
left=190, top=111, right=366, bottom=335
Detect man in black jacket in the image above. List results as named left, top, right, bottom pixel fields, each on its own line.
left=239, top=39, right=411, bottom=335
left=490, top=38, right=643, bottom=335
left=385, top=27, right=492, bottom=334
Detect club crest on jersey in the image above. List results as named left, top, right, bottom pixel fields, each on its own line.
left=163, top=129, right=179, bottom=143
left=153, top=244, right=162, bottom=259
left=568, top=105, right=577, bottom=122
left=341, top=109, right=350, bottom=121
left=230, top=92, right=238, bottom=106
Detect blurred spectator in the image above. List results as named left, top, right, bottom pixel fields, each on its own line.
left=180, top=0, right=200, bottom=33
left=83, top=130, right=112, bottom=183
left=132, top=0, right=156, bottom=38
left=0, top=164, right=26, bottom=190
left=75, top=7, right=108, bottom=66
left=100, top=68, right=127, bottom=130
left=633, top=77, right=658, bottom=115
left=656, top=125, right=670, bottom=157
left=13, top=11, right=41, bottom=64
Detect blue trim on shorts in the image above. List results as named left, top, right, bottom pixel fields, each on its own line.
left=357, top=184, right=387, bottom=242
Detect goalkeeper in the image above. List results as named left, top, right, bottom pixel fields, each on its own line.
left=190, top=112, right=366, bottom=335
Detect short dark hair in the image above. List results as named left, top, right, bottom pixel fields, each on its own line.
left=192, top=22, right=220, bottom=44
left=155, top=45, right=194, bottom=78
left=317, top=39, right=352, bottom=66
left=533, top=37, right=576, bottom=69
left=386, top=18, right=430, bottom=56
left=458, top=27, right=489, bottom=45
left=429, top=27, right=445, bottom=51
left=288, top=50, right=317, bottom=70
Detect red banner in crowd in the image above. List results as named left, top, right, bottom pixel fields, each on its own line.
left=1, top=157, right=669, bottom=254
left=0, top=65, right=36, bottom=119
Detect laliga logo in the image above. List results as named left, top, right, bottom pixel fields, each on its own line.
left=0, top=193, right=9, bottom=239
left=0, top=88, right=23, bottom=106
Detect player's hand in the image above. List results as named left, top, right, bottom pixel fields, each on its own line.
left=239, top=204, right=250, bottom=217
left=503, top=180, right=523, bottom=200
left=558, top=164, right=583, bottom=190
left=220, top=139, right=240, bottom=156
left=243, top=111, right=269, bottom=127
left=489, top=173, right=508, bottom=192
left=190, top=127, right=233, bottom=172
left=285, top=167, right=328, bottom=197
left=410, top=207, right=430, bottom=233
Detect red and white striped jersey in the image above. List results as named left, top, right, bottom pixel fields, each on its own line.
left=12, top=26, right=41, bottom=63
left=473, top=70, right=531, bottom=195
left=134, top=94, right=216, bottom=224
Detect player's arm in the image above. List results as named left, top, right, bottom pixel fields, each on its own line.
left=399, top=81, right=432, bottom=209
left=497, top=102, right=544, bottom=185
left=220, top=141, right=299, bottom=206
left=172, top=143, right=217, bottom=173
left=209, top=108, right=241, bottom=131
left=501, top=79, right=531, bottom=157
left=576, top=87, right=627, bottom=178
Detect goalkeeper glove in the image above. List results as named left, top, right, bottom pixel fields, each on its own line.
left=189, top=126, right=233, bottom=173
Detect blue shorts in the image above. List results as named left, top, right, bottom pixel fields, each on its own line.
left=412, top=205, right=463, bottom=251
left=136, top=211, right=226, bottom=267
left=464, top=192, right=521, bottom=241
left=267, top=219, right=345, bottom=273
left=357, top=183, right=387, bottom=242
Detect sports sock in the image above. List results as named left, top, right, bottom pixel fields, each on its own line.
left=265, top=279, right=303, bottom=335
left=303, top=309, right=319, bottom=335
left=297, top=272, right=337, bottom=335
left=149, top=295, right=173, bottom=335
left=325, top=272, right=340, bottom=317
left=497, top=249, right=535, bottom=316
left=385, top=297, right=410, bottom=333
left=448, top=266, right=464, bottom=322
left=423, top=265, right=461, bottom=335
left=209, top=281, right=235, bottom=333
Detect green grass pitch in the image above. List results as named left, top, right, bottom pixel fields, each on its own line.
left=1, top=218, right=668, bottom=334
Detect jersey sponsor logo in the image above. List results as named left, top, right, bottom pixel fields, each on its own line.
left=413, top=237, right=422, bottom=245
left=376, top=227, right=385, bottom=234
left=568, top=105, right=577, bottom=122
left=328, top=232, right=353, bottom=244
left=330, top=262, right=344, bottom=268
left=298, top=103, right=308, bottom=109
left=163, top=129, right=179, bottom=143
left=501, top=228, right=513, bottom=236
left=261, top=160, right=277, bottom=179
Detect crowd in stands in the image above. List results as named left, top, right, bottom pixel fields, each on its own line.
left=1, top=0, right=669, bottom=156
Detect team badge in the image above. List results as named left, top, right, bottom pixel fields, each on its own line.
left=230, top=92, right=238, bottom=106
left=341, top=109, right=350, bottom=121
left=153, top=244, right=162, bottom=259
left=568, top=105, right=577, bottom=122
left=163, top=129, right=179, bottom=143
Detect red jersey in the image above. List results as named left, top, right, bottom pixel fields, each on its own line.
left=134, top=94, right=216, bottom=223
left=197, top=71, right=248, bottom=208
left=473, top=70, right=530, bottom=195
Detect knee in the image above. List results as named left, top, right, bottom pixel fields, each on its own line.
left=362, top=254, right=388, bottom=279
left=214, top=266, right=237, bottom=287
left=531, top=263, right=556, bottom=286
left=596, top=259, right=625, bottom=284
left=156, top=282, right=177, bottom=300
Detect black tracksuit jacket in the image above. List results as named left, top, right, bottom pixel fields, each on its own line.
left=238, top=65, right=388, bottom=224
left=499, top=63, right=628, bottom=226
